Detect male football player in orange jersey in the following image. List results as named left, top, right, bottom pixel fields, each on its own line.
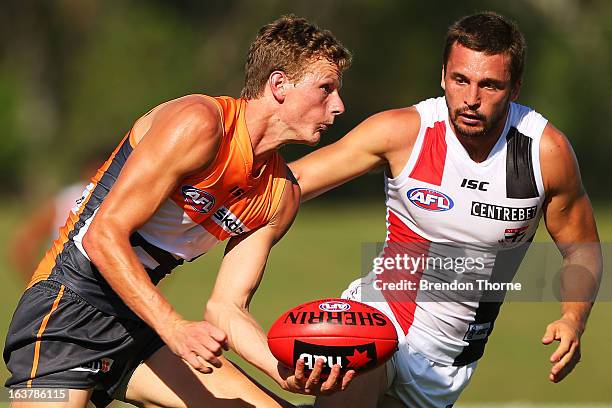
left=4, top=15, right=354, bottom=408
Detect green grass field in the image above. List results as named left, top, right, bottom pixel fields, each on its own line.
left=0, top=201, right=610, bottom=406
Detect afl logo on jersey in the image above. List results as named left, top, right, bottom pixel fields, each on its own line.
left=182, top=186, right=216, bottom=213
left=407, top=188, right=454, bottom=212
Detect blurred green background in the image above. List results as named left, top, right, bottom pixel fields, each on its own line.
left=1, top=0, right=611, bottom=406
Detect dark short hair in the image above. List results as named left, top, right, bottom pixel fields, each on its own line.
left=443, top=12, right=526, bottom=85
left=240, top=15, right=352, bottom=99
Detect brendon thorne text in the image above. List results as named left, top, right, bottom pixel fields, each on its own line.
left=372, top=278, right=522, bottom=292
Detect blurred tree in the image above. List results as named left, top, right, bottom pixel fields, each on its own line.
left=0, top=0, right=610, bottom=200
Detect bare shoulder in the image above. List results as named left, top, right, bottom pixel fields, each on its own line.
left=540, top=123, right=575, bottom=161
left=334, top=106, right=420, bottom=168
left=132, top=94, right=222, bottom=146
left=357, top=106, right=420, bottom=150
left=539, top=123, right=582, bottom=196
left=367, top=106, right=420, bottom=130
left=358, top=106, right=420, bottom=175
left=129, top=95, right=224, bottom=174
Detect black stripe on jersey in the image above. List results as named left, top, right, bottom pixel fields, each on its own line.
left=67, top=136, right=135, bottom=244
left=130, top=232, right=184, bottom=284
left=48, top=136, right=136, bottom=316
left=452, top=237, right=533, bottom=366
left=506, top=127, right=538, bottom=199
left=49, top=136, right=187, bottom=318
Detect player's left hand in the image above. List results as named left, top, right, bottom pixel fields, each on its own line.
left=279, top=358, right=356, bottom=395
left=541, top=318, right=583, bottom=383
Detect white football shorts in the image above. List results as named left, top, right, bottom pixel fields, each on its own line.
left=342, top=278, right=477, bottom=408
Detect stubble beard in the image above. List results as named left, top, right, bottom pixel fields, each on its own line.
left=448, top=100, right=510, bottom=140
left=450, top=108, right=489, bottom=139
left=451, top=107, right=509, bottom=139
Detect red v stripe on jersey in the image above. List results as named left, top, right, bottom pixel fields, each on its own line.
left=382, top=210, right=431, bottom=335
left=409, top=120, right=447, bottom=186
left=387, top=210, right=428, bottom=243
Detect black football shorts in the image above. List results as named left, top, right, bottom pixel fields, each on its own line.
left=3, top=280, right=165, bottom=407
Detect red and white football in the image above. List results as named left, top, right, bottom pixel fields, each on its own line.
left=267, top=299, right=398, bottom=374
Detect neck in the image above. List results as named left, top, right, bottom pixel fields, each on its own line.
left=243, top=98, right=289, bottom=164
left=452, top=108, right=510, bottom=163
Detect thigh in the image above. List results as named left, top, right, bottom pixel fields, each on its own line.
left=9, top=389, right=92, bottom=408
left=4, top=282, right=104, bottom=391
left=124, top=346, right=291, bottom=408
left=314, top=364, right=388, bottom=408
left=386, top=346, right=476, bottom=408
left=4, top=280, right=166, bottom=407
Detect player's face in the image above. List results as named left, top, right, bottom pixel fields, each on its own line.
left=442, top=43, right=520, bottom=139
left=281, top=58, right=345, bottom=145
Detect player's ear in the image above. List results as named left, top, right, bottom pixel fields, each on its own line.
left=440, top=66, right=446, bottom=91
left=269, top=71, right=290, bottom=103
left=510, top=79, right=522, bottom=101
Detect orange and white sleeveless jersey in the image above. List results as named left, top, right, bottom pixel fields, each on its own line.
left=358, top=97, right=548, bottom=366
left=28, top=96, right=290, bottom=318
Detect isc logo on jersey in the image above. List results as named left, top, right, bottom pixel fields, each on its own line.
left=407, top=188, right=454, bottom=212
left=182, top=186, right=215, bottom=213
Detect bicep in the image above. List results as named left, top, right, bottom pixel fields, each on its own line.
left=290, top=108, right=419, bottom=201
left=289, top=133, right=381, bottom=201
left=541, top=125, right=598, bottom=245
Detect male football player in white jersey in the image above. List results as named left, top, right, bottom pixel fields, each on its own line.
left=290, top=12, right=602, bottom=408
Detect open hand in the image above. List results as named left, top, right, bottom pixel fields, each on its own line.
left=542, top=318, right=582, bottom=383
left=280, top=358, right=355, bottom=395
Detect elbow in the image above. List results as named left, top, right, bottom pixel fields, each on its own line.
left=82, top=217, right=119, bottom=265
left=205, top=299, right=243, bottom=326
left=82, top=222, right=101, bottom=263
left=205, top=299, right=224, bottom=325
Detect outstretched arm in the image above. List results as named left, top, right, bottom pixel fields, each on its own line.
left=289, top=107, right=420, bottom=201
left=539, top=123, right=602, bottom=383
left=205, top=177, right=353, bottom=395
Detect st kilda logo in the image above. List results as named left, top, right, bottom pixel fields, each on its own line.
left=293, top=340, right=377, bottom=372
left=407, top=188, right=454, bottom=212
left=182, top=186, right=215, bottom=213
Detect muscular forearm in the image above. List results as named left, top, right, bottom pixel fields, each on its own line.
left=83, top=227, right=182, bottom=339
left=558, top=242, right=602, bottom=331
left=205, top=301, right=285, bottom=386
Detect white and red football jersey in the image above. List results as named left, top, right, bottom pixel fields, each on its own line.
left=356, top=96, right=548, bottom=366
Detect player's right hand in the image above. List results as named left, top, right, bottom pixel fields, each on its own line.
left=164, top=319, right=229, bottom=374
left=280, top=358, right=355, bottom=395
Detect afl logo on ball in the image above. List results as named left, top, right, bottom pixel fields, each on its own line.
left=182, top=186, right=216, bottom=213
left=319, top=301, right=351, bottom=312
left=407, top=188, right=454, bottom=212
